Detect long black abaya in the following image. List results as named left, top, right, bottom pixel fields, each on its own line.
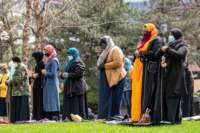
left=32, top=52, right=45, bottom=120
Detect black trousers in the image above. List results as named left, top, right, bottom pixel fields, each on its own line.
left=0, top=98, right=7, bottom=116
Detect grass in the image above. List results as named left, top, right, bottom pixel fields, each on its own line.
left=0, top=121, right=200, bottom=133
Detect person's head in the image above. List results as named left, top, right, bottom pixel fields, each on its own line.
left=12, top=56, right=21, bottom=64
left=32, top=51, right=44, bottom=63
left=99, top=35, right=115, bottom=50
left=11, top=56, right=21, bottom=68
left=100, top=37, right=107, bottom=50
left=43, top=44, right=57, bottom=57
left=67, top=47, right=80, bottom=61
left=169, top=28, right=183, bottom=40
left=143, top=23, right=157, bottom=35
left=0, top=64, right=9, bottom=74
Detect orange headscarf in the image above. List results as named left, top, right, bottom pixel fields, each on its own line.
left=131, top=23, right=157, bottom=122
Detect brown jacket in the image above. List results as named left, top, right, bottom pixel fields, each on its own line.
left=104, top=46, right=126, bottom=87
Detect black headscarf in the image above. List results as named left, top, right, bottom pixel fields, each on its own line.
left=170, top=28, right=183, bottom=40
left=32, top=51, right=44, bottom=63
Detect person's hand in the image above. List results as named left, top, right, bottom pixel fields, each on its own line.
left=135, top=50, right=140, bottom=57
left=161, top=46, right=169, bottom=52
left=32, top=73, right=38, bottom=79
left=62, top=72, right=69, bottom=79
left=5, top=96, right=9, bottom=103
left=59, top=72, right=63, bottom=77
left=41, top=69, right=47, bottom=75
left=161, top=62, right=167, bottom=68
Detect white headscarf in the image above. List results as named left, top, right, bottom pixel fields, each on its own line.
left=97, top=36, right=115, bottom=67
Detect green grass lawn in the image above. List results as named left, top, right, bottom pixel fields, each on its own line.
left=0, top=121, right=199, bottom=133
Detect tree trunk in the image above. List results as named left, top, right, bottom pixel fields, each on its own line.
left=33, top=0, right=49, bottom=51
left=22, top=0, right=32, bottom=65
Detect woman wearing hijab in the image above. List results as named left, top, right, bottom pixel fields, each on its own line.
left=160, top=28, right=188, bottom=124
left=0, top=64, right=9, bottom=123
left=32, top=51, right=45, bottom=120
left=61, top=47, right=88, bottom=120
left=42, top=44, right=60, bottom=120
left=97, top=36, right=126, bottom=119
left=8, top=57, right=30, bottom=123
left=131, top=23, right=162, bottom=123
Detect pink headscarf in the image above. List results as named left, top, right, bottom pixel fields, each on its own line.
left=43, top=45, right=57, bottom=64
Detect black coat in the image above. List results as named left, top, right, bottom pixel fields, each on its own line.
left=164, top=40, right=188, bottom=96
left=63, top=58, right=87, bottom=97
left=62, top=58, right=88, bottom=120
left=140, top=37, right=163, bottom=123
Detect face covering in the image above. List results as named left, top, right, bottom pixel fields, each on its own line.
left=44, top=53, right=50, bottom=57
left=68, top=55, right=73, bottom=61
left=168, top=35, right=175, bottom=43
left=13, top=62, right=18, bottom=68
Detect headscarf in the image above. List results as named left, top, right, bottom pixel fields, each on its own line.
left=64, top=47, right=80, bottom=87
left=32, top=51, right=44, bottom=63
left=97, top=36, right=115, bottom=67
left=137, top=23, right=158, bottom=52
left=131, top=23, right=158, bottom=122
left=64, top=47, right=80, bottom=72
left=43, top=45, right=57, bottom=64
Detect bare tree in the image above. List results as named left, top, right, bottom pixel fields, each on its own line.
left=22, top=0, right=32, bottom=64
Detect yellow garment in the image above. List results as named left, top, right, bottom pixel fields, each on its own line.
left=104, top=46, right=127, bottom=87
left=0, top=74, right=9, bottom=98
left=131, top=23, right=158, bottom=122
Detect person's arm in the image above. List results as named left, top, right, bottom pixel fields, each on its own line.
left=45, top=60, right=58, bottom=78
left=166, top=46, right=187, bottom=60
left=38, top=63, right=45, bottom=77
left=104, top=47, right=124, bottom=69
left=140, top=38, right=162, bottom=58
left=11, top=67, right=28, bottom=85
left=68, top=61, right=85, bottom=79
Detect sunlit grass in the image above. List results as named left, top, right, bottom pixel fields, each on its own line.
left=0, top=121, right=199, bottom=133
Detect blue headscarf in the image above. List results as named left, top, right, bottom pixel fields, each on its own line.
left=124, top=57, right=132, bottom=72
left=64, top=47, right=80, bottom=87
left=64, top=47, right=80, bottom=72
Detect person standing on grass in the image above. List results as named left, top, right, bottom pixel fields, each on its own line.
left=120, top=57, right=133, bottom=117
left=0, top=64, right=9, bottom=123
left=42, top=44, right=60, bottom=121
left=7, top=57, right=30, bottom=123
left=97, top=36, right=126, bottom=120
left=61, top=47, right=88, bottom=121
left=131, top=23, right=162, bottom=123
left=160, top=28, right=188, bottom=124
left=181, top=64, right=194, bottom=117
left=31, top=51, right=45, bottom=120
